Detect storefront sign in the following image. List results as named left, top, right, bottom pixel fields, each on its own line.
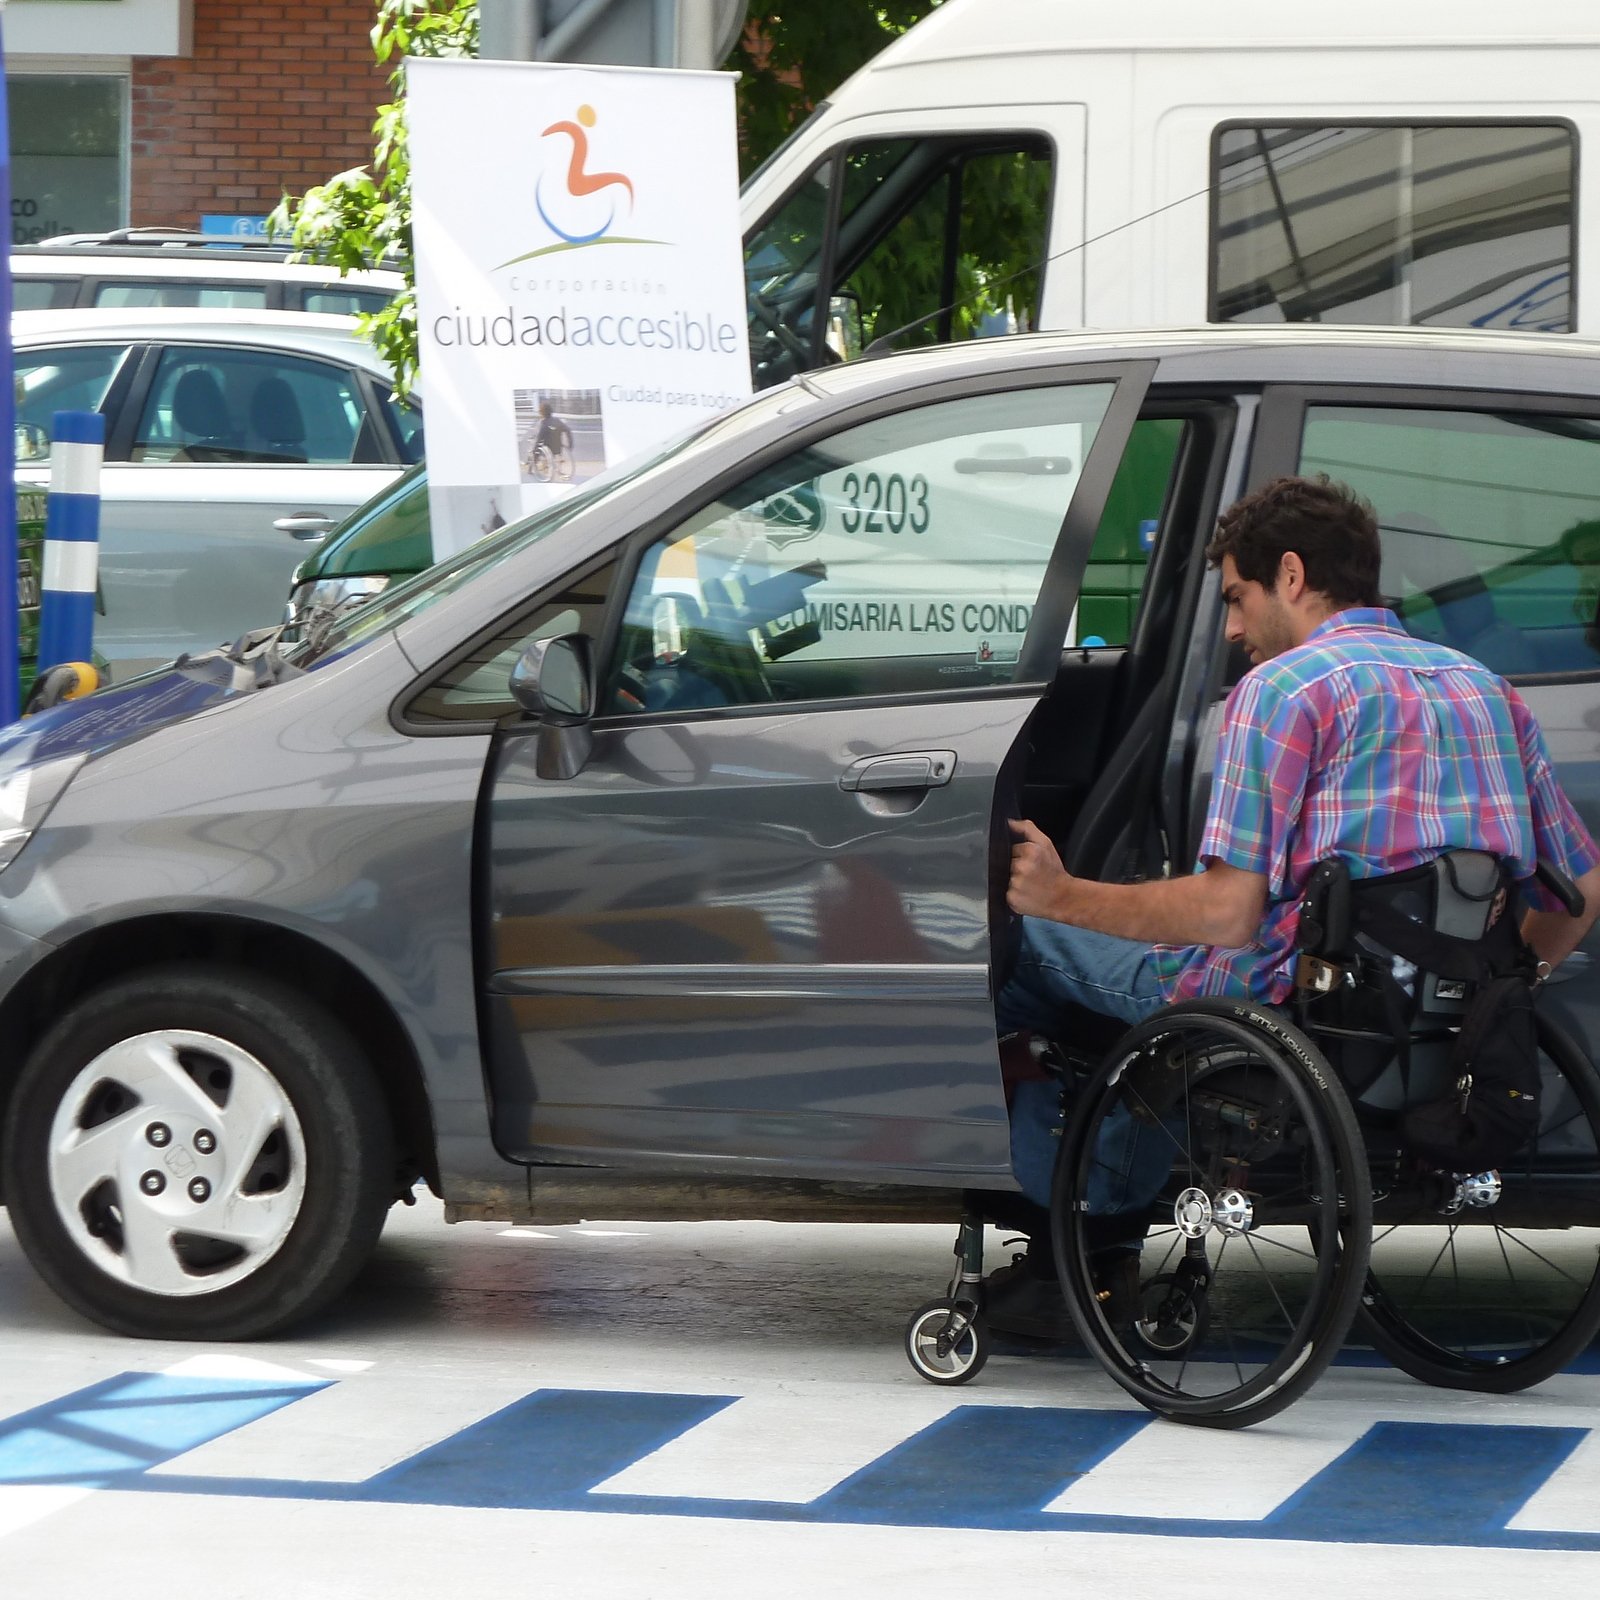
left=408, top=58, right=750, bottom=556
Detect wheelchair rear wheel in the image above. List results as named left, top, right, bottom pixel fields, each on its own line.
left=1052, top=1000, right=1372, bottom=1428
left=1357, top=1012, right=1600, bottom=1391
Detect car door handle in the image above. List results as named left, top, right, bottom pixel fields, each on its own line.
left=840, top=750, right=957, bottom=792
left=274, top=511, right=337, bottom=540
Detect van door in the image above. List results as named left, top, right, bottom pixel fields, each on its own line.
left=1235, top=383, right=1600, bottom=1050
left=742, top=106, right=1086, bottom=387
left=476, top=361, right=1151, bottom=1184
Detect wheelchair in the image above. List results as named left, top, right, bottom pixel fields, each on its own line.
left=905, top=851, right=1600, bottom=1430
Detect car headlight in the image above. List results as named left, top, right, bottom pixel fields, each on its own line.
left=0, top=753, right=87, bottom=871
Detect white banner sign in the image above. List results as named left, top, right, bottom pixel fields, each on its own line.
left=409, top=58, right=751, bottom=556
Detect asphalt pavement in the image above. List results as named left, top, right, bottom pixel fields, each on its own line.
left=1, top=1200, right=1598, bottom=1597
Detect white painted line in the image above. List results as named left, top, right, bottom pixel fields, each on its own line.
left=1507, top=1427, right=1600, bottom=1533
left=143, top=1367, right=542, bottom=1485
left=1044, top=1409, right=1371, bottom=1520
left=591, top=1389, right=962, bottom=1504
left=41, top=539, right=98, bottom=595
left=0, top=1486, right=93, bottom=1541
left=162, top=1354, right=312, bottom=1383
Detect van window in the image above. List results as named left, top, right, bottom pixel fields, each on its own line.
left=744, top=135, right=1053, bottom=388
left=1213, top=124, right=1575, bottom=331
left=12, top=278, right=74, bottom=311
left=301, top=286, right=395, bottom=316
left=94, top=281, right=271, bottom=310
left=605, top=381, right=1115, bottom=713
left=1299, top=404, right=1600, bottom=677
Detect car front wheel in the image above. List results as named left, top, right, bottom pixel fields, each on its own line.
left=3, top=965, right=395, bottom=1340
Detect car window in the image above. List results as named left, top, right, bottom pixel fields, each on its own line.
left=14, top=344, right=128, bottom=441
left=376, top=385, right=425, bottom=465
left=1076, top=417, right=1187, bottom=647
left=94, top=281, right=271, bottom=310
left=604, top=381, right=1116, bottom=715
left=1298, top=404, right=1600, bottom=676
left=745, top=134, right=1053, bottom=387
left=300, top=286, right=394, bottom=316
left=1213, top=124, right=1575, bottom=331
left=131, top=346, right=369, bottom=464
left=318, top=464, right=430, bottom=578
left=406, top=559, right=619, bottom=722
left=12, top=278, right=73, bottom=311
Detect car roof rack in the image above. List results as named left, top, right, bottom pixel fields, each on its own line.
left=14, top=229, right=404, bottom=270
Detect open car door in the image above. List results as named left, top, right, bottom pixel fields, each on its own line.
left=480, top=359, right=1154, bottom=1186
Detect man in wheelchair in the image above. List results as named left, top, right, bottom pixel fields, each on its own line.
left=986, top=473, right=1600, bottom=1341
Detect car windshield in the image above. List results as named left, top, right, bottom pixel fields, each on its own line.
left=291, top=409, right=744, bottom=666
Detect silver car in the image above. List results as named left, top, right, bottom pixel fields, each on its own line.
left=13, top=308, right=422, bottom=677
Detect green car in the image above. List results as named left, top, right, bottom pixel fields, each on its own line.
left=284, top=461, right=432, bottom=626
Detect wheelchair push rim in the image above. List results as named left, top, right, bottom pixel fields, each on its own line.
left=1052, top=1000, right=1372, bottom=1428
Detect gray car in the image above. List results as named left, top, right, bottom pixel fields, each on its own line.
left=12, top=308, right=422, bottom=678
left=0, top=325, right=1597, bottom=1348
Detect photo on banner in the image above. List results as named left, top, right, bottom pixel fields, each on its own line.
left=408, top=59, right=751, bottom=557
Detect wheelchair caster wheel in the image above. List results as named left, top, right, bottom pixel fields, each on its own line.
left=905, top=1297, right=990, bottom=1385
left=1134, top=1272, right=1209, bottom=1356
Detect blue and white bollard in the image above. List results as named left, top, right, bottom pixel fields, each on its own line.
left=36, top=409, right=105, bottom=674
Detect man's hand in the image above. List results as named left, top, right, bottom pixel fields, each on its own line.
left=1007, top=818, right=1076, bottom=920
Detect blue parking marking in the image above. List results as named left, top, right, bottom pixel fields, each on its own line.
left=368, top=1389, right=734, bottom=1508
left=5, top=1379, right=1599, bottom=1550
left=0, top=1371, right=327, bottom=1487
left=1269, top=1421, right=1588, bottom=1545
left=814, top=1405, right=1147, bottom=1527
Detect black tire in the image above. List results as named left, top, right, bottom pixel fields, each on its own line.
left=1052, top=999, right=1372, bottom=1428
left=904, top=1297, right=990, bottom=1385
left=1357, top=1012, right=1600, bottom=1391
left=2, top=964, right=395, bottom=1340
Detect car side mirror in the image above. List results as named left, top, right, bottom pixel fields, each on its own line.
left=510, top=634, right=594, bottom=779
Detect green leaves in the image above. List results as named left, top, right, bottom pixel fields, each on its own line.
left=270, top=1, right=477, bottom=396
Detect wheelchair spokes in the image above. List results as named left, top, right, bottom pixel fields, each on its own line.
left=1052, top=1002, right=1372, bottom=1427
left=1355, top=1013, right=1600, bottom=1389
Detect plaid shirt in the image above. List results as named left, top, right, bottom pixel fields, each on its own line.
left=1154, top=607, right=1599, bottom=1003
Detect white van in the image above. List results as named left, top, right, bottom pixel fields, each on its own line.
left=737, top=0, right=1600, bottom=386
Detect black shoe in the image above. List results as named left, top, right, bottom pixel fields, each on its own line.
left=983, top=1256, right=1075, bottom=1342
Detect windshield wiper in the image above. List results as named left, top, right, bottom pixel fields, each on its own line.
left=173, top=623, right=303, bottom=691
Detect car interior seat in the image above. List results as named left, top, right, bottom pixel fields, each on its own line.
left=247, top=375, right=309, bottom=462
left=168, top=368, right=236, bottom=459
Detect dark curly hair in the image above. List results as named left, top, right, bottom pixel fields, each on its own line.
left=1206, top=474, right=1382, bottom=606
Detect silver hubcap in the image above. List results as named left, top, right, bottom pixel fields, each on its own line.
left=47, top=1030, right=307, bottom=1296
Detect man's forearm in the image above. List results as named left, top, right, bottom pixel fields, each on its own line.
left=1042, top=869, right=1260, bottom=949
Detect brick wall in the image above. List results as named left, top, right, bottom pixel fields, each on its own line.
left=129, top=0, right=389, bottom=227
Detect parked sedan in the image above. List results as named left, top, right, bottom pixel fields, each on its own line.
left=0, top=326, right=1597, bottom=1349
left=13, top=308, right=422, bottom=677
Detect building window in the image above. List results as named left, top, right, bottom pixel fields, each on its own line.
left=8, top=74, right=127, bottom=244
left=1212, top=124, right=1575, bottom=332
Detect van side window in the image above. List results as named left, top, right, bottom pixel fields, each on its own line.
left=1299, top=404, right=1600, bottom=678
left=745, top=135, right=1053, bottom=389
left=604, top=381, right=1116, bottom=715
left=1212, top=124, right=1575, bottom=331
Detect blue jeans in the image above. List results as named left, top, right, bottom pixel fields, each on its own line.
left=998, top=919, right=1178, bottom=1230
